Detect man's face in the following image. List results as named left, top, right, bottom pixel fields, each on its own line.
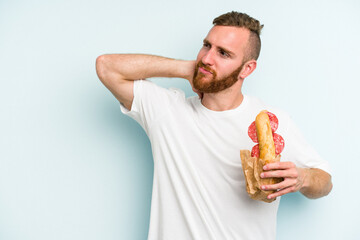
left=193, top=26, right=250, bottom=93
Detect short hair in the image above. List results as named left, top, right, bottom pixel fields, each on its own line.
left=213, top=11, right=263, bottom=61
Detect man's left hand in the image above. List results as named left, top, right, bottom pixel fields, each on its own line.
left=260, top=162, right=307, bottom=200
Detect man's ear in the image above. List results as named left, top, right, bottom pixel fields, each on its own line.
left=239, top=60, right=257, bottom=79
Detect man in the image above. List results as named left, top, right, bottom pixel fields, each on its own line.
left=96, top=11, right=332, bottom=240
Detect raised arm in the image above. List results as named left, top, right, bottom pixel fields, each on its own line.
left=95, top=54, right=196, bottom=110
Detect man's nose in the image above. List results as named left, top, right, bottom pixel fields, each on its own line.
left=201, top=49, right=215, bottom=66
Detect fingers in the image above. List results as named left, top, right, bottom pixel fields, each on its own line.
left=261, top=178, right=298, bottom=199
left=260, top=168, right=298, bottom=179
left=267, top=186, right=296, bottom=199
left=263, top=161, right=296, bottom=171
left=261, top=178, right=296, bottom=191
left=260, top=161, right=303, bottom=199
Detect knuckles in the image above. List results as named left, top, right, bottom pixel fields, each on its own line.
left=288, top=162, right=296, bottom=168
left=290, top=170, right=298, bottom=178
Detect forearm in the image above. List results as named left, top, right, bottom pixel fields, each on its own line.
left=299, top=168, right=333, bottom=199
left=96, top=54, right=195, bottom=81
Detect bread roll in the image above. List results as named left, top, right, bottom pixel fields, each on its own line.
left=255, top=110, right=281, bottom=188
left=255, top=110, right=276, bottom=165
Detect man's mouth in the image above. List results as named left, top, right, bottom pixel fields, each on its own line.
left=199, top=67, right=213, bottom=75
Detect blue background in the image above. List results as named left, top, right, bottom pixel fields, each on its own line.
left=1, top=0, right=359, bottom=239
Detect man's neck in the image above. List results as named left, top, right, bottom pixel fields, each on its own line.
left=201, top=89, right=244, bottom=112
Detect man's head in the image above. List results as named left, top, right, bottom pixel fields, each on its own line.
left=193, top=11, right=263, bottom=93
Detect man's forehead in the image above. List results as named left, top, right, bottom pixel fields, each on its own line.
left=204, top=26, right=250, bottom=53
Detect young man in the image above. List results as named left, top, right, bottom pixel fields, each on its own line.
left=96, top=11, right=332, bottom=240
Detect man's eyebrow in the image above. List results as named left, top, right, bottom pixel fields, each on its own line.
left=203, top=39, right=235, bottom=56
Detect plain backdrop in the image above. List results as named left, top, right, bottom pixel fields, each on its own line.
left=1, top=0, right=359, bottom=239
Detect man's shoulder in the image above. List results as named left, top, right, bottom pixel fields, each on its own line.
left=136, top=79, right=187, bottom=101
left=245, top=94, right=291, bottom=120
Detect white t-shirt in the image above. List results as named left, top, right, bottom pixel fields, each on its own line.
left=119, top=80, right=331, bottom=240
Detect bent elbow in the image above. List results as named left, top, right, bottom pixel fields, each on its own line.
left=96, top=55, right=108, bottom=81
left=325, top=180, right=333, bottom=196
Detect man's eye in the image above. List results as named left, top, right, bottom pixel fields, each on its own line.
left=203, top=43, right=210, bottom=48
left=220, top=50, right=229, bottom=57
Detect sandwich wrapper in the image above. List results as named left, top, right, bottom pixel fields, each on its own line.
left=240, top=150, right=283, bottom=203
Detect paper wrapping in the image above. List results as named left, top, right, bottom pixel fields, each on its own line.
left=240, top=150, right=283, bottom=203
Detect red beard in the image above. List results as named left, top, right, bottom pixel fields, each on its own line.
left=193, top=61, right=244, bottom=93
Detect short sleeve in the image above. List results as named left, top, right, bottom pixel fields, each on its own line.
left=282, top=115, right=332, bottom=175
left=119, top=79, right=185, bottom=133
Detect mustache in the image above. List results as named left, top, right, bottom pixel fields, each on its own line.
left=196, top=61, right=215, bottom=74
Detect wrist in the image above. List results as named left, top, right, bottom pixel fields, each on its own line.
left=300, top=168, right=311, bottom=191
left=181, top=60, right=196, bottom=81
